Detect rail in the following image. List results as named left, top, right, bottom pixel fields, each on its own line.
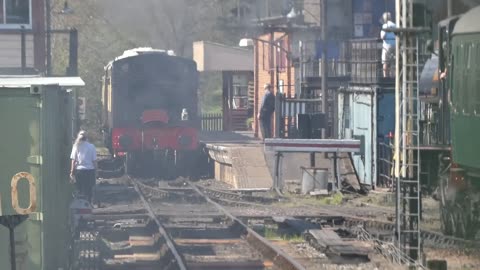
left=188, top=182, right=307, bottom=270
left=130, top=177, right=187, bottom=270
left=132, top=178, right=306, bottom=270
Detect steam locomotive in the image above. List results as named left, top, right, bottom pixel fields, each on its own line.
left=421, top=6, right=480, bottom=238
left=101, top=48, right=200, bottom=178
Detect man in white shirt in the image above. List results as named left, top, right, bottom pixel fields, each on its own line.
left=380, top=12, right=396, bottom=77
left=70, top=130, right=97, bottom=203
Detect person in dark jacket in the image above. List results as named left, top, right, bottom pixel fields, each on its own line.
left=257, top=83, right=275, bottom=139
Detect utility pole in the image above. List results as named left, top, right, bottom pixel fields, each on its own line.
left=320, top=0, right=327, bottom=139
left=447, top=0, right=453, bottom=17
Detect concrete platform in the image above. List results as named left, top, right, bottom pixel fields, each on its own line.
left=200, top=131, right=265, bottom=189
left=200, top=131, right=359, bottom=191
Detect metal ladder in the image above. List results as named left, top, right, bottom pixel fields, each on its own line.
left=394, top=0, right=427, bottom=264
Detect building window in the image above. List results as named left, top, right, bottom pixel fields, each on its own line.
left=1, top=0, right=31, bottom=28
left=275, top=38, right=288, bottom=71
left=278, top=79, right=284, bottom=93
left=262, top=42, right=271, bottom=71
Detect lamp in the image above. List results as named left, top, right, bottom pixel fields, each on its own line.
left=60, top=1, right=74, bottom=14
left=238, top=38, right=254, bottom=48
left=286, top=7, right=297, bottom=19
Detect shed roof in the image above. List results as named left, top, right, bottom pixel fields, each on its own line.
left=453, top=5, right=480, bottom=35
left=0, top=76, right=85, bottom=88
left=193, top=41, right=253, bottom=72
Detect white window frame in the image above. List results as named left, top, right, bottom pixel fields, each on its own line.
left=0, top=0, right=32, bottom=29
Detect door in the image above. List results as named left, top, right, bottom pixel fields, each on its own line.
left=350, top=93, right=373, bottom=186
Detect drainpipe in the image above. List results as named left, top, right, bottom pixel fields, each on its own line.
left=447, top=0, right=452, bottom=17
left=46, top=0, right=52, bottom=76
left=21, top=26, right=26, bottom=74
left=321, top=0, right=328, bottom=138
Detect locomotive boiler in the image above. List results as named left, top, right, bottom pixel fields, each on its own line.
left=101, top=48, right=200, bottom=178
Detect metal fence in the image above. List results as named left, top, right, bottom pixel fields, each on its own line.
left=378, top=140, right=394, bottom=188
left=201, top=113, right=223, bottom=131
left=348, top=38, right=394, bottom=84
left=275, top=93, right=323, bottom=138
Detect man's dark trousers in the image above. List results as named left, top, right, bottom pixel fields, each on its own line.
left=260, top=115, right=272, bottom=139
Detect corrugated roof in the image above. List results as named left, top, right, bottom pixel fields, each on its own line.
left=453, top=5, right=480, bottom=35
left=0, top=76, right=85, bottom=88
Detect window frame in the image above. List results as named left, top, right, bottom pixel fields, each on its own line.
left=275, top=38, right=288, bottom=71
left=475, top=43, right=480, bottom=117
left=0, top=0, right=32, bottom=29
left=262, top=42, right=271, bottom=71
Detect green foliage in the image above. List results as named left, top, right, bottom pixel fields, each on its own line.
left=264, top=226, right=304, bottom=243
left=50, top=0, right=241, bottom=137
left=198, top=72, right=223, bottom=113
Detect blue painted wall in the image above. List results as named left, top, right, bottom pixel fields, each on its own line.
left=377, top=92, right=395, bottom=140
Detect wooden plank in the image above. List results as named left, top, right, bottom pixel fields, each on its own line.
left=307, top=229, right=370, bottom=258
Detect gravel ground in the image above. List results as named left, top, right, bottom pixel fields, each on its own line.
left=195, top=178, right=480, bottom=269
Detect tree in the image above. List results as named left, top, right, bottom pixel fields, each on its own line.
left=50, top=0, right=243, bottom=141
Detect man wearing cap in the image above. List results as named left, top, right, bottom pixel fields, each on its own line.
left=70, top=130, right=97, bottom=203
left=257, top=83, right=275, bottom=139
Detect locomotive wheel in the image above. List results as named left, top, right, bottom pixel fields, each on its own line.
left=125, top=152, right=136, bottom=176
left=439, top=169, right=480, bottom=238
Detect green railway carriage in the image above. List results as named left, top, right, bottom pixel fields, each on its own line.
left=436, top=6, right=480, bottom=238
left=0, top=77, right=84, bottom=269
left=450, top=6, right=480, bottom=173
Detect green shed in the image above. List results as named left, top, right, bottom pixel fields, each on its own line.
left=0, top=76, right=84, bottom=270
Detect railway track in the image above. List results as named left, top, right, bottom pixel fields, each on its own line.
left=73, top=177, right=307, bottom=270
left=73, top=176, right=478, bottom=270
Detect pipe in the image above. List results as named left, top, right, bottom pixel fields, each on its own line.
left=394, top=0, right=401, bottom=247
left=321, top=0, right=327, bottom=138
left=447, top=0, right=453, bottom=17
left=46, top=0, right=52, bottom=76
left=9, top=226, right=16, bottom=270
left=21, top=26, right=26, bottom=74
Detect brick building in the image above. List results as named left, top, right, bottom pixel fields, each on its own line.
left=253, top=32, right=295, bottom=138
left=0, top=0, right=47, bottom=74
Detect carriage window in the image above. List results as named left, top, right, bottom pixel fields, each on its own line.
left=462, top=44, right=469, bottom=114
left=452, top=44, right=460, bottom=113
left=476, top=44, right=480, bottom=116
